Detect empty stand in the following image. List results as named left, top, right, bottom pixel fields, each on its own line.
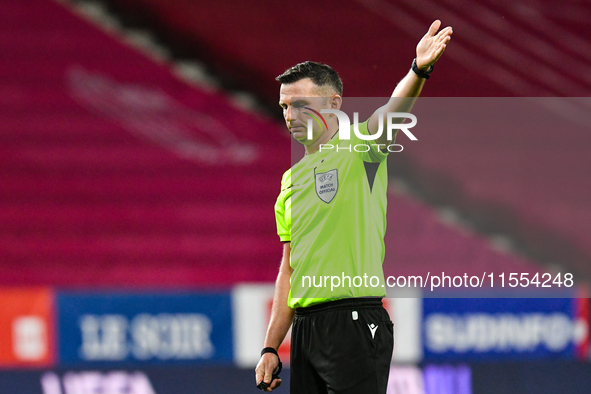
left=0, top=0, right=553, bottom=288
left=99, top=0, right=591, bottom=277
left=0, top=0, right=288, bottom=286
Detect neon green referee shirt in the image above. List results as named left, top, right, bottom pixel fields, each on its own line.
left=275, top=121, right=390, bottom=308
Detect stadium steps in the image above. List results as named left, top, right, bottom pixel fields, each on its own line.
left=382, top=192, right=545, bottom=280
left=0, top=0, right=550, bottom=288
left=98, top=0, right=591, bottom=277
left=0, top=0, right=287, bottom=287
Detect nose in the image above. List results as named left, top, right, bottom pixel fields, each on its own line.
left=285, top=106, right=292, bottom=122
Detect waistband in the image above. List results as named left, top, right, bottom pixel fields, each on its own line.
left=295, top=297, right=383, bottom=316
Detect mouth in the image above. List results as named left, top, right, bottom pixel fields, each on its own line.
left=289, top=124, right=305, bottom=131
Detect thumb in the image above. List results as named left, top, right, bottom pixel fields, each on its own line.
left=427, top=20, right=441, bottom=36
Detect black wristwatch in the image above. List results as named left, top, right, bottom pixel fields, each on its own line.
left=257, top=347, right=283, bottom=391
left=412, top=58, right=433, bottom=79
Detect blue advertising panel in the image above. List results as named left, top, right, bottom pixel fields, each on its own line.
left=3, top=362, right=591, bottom=394
left=422, top=298, right=588, bottom=361
left=57, top=291, right=233, bottom=366
left=0, top=366, right=287, bottom=394
left=423, top=364, right=472, bottom=394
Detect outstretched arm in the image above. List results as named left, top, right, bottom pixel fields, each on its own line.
left=255, top=242, right=294, bottom=392
left=368, top=20, right=453, bottom=145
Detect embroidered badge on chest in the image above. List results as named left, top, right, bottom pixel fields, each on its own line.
left=315, top=169, right=338, bottom=203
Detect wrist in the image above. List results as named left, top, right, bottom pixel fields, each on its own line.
left=415, top=58, right=430, bottom=70
left=412, top=58, right=433, bottom=79
left=261, top=347, right=279, bottom=358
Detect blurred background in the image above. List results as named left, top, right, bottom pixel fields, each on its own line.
left=1, top=0, right=590, bottom=392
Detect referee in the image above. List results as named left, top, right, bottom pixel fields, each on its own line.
left=256, top=20, right=453, bottom=393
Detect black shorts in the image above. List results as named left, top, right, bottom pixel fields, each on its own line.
left=290, top=298, right=394, bottom=394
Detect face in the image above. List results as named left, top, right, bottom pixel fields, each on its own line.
left=279, top=78, right=331, bottom=146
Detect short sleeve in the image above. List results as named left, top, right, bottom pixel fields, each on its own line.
left=347, top=120, right=389, bottom=163
left=275, top=169, right=291, bottom=242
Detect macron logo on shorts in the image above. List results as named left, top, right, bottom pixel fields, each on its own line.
left=368, top=323, right=378, bottom=339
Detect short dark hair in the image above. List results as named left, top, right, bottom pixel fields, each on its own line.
left=276, top=61, right=343, bottom=96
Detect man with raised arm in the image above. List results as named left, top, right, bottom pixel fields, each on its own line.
left=255, top=20, right=453, bottom=393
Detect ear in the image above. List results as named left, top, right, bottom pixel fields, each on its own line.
left=330, top=94, right=342, bottom=110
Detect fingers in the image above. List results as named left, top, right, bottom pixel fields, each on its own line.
left=437, top=34, right=452, bottom=48
left=426, top=19, right=441, bottom=37
left=258, top=377, right=282, bottom=392
left=255, top=366, right=265, bottom=387
left=433, top=26, right=452, bottom=58
left=255, top=353, right=280, bottom=390
left=433, top=36, right=449, bottom=55
left=268, top=378, right=282, bottom=392
left=264, top=368, right=274, bottom=386
left=435, top=27, right=453, bottom=42
left=427, top=18, right=453, bottom=41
